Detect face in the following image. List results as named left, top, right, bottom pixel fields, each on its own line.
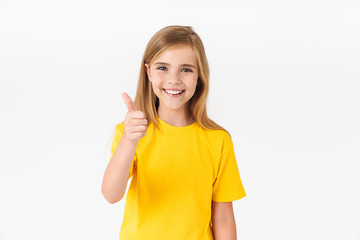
left=145, top=45, right=199, bottom=114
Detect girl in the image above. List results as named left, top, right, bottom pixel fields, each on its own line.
left=101, top=25, right=246, bottom=240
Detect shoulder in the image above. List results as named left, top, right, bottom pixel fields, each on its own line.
left=114, top=121, right=125, bottom=135
left=200, top=126, right=231, bottom=142
left=197, top=126, right=233, bottom=151
left=116, top=121, right=125, bottom=129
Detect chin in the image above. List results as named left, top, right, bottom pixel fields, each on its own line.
left=160, top=100, right=188, bottom=110
left=164, top=104, right=184, bottom=111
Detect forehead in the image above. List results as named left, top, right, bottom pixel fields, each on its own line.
left=152, top=45, right=198, bottom=66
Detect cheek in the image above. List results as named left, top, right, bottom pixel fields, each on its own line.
left=186, top=76, right=198, bottom=89
left=150, top=73, right=161, bottom=82
left=151, top=73, right=166, bottom=84
left=151, top=80, right=164, bottom=94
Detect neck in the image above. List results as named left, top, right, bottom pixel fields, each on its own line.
left=157, top=104, right=195, bottom=127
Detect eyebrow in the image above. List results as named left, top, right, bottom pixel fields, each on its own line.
left=153, top=61, right=197, bottom=69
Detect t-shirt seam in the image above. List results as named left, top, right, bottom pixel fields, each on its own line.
left=213, top=192, right=246, bottom=201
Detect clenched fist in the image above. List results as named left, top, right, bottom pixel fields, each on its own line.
left=121, top=92, right=148, bottom=143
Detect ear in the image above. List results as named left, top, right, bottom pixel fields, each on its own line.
left=144, top=64, right=152, bottom=81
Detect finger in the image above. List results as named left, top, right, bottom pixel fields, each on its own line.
left=127, top=125, right=147, bottom=133
left=127, top=110, right=146, bottom=119
left=122, top=92, right=137, bottom=112
left=130, top=118, right=148, bottom=126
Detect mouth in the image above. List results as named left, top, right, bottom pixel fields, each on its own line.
left=163, top=89, right=185, bottom=96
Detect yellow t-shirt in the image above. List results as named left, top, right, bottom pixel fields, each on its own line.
left=110, top=117, right=246, bottom=240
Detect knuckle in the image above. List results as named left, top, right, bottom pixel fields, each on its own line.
left=136, top=126, right=146, bottom=132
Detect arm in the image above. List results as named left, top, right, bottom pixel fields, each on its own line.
left=101, top=136, right=137, bottom=204
left=211, top=201, right=237, bottom=240
left=101, top=93, right=147, bottom=204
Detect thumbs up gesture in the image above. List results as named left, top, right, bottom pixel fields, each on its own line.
left=121, top=92, right=148, bottom=143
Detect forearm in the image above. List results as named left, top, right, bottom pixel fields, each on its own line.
left=101, top=136, right=137, bottom=203
left=212, top=219, right=237, bottom=240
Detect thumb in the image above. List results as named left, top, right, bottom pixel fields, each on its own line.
left=122, top=92, right=137, bottom=112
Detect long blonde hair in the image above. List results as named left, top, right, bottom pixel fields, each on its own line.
left=133, top=25, right=229, bottom=135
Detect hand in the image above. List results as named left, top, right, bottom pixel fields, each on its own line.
left=121, top=92, right=148, bottom=143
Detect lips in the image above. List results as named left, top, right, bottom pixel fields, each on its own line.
left=163, top=88, right=185, bottom=96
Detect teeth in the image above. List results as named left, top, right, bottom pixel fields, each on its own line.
left=164, top=89, right=183, bottom=95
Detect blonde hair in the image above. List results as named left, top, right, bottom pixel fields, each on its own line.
left=133, top=25, right=229, bottom=135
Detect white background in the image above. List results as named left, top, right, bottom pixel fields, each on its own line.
left=1, top=0, right=360, bottom=239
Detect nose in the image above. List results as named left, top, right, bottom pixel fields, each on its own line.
left=166, top=70, right=181, bottom=84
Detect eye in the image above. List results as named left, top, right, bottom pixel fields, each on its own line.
left=182, top=68, right=193, bottom=72
left=157, top=66, right=167, bottom=71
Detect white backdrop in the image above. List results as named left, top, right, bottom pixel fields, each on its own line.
left=1, top=0, right=359, bottom=239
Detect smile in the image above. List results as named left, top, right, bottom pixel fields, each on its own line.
left=163, top=89, right=185, bottom=96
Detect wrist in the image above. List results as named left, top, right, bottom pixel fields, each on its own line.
left=121, top=134, right=139, bottom=146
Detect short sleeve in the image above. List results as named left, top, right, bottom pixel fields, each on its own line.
left=212, top=133, right=246, bottom=202
left=110, top=122, right=136, bottom=179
